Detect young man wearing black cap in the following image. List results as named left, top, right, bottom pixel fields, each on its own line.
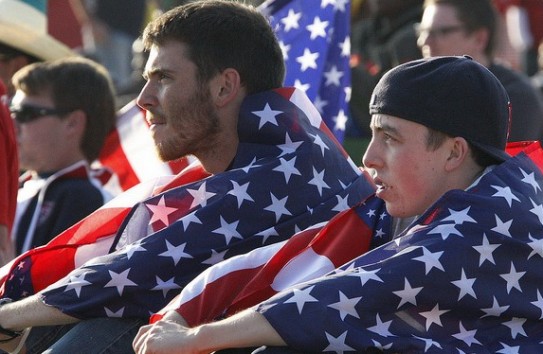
left=134, top=55, right=543, bottom=353
left=417, top=0, right=543, bottom=143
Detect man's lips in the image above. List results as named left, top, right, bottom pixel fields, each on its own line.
left=145, top=110, right=163, bottom=124
left=373, top=177, right=387, bottom=195
left=147, top=115, right=166, bottom=128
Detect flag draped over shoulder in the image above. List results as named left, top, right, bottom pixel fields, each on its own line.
left=258, top=153, right=543, bottom=353
left=97, top=100, right=196, bottom=191
left=153, top=195, right=391, bottom=327
left=259, top=0, right=351, bottom=142
left=30, top=87, right=373, bottom=319
left=0, top=161, right=210, bottom=299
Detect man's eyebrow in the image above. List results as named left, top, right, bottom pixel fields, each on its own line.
left=142, top=67, right=172, bottom=80
left=370, top=120, right=400, bottom=135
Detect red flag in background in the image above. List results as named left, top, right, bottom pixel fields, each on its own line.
left=506, top=141, right=543, bottom=172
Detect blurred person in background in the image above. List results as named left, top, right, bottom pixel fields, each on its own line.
left=70, top=0, right=147, bottom=92
left=531, top=41, right=543, bottom=95
left=0, top=0, right=74, bottom=266
left=10, top=57, right=116, bottom=255
left=417, top=0, right=543, bottom=143
left=349, top=0, right=423, bottom=138
left=0, top=79, right=17, bottom=265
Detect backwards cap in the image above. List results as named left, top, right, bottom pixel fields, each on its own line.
left=369, top=55, right=511, bottom=162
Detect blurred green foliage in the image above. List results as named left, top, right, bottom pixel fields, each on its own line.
left=342, top=137, right=369, bottom=165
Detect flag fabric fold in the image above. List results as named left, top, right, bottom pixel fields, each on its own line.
left=154, top=195, right=391, bottom=327
left=0, top=161, right=210, bottom=299
left=259, top=0, right=351, bottom=142
left=14, top=87, right=373, bottom=320
left=258, top=153, right=543, bottom=353
left=506, top=140, right=543, bottom=172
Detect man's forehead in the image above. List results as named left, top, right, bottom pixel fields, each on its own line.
left=370, top=114, right=396, bottom=127
left=144, top=42, right=192, bottom=73
left=148, top=41, right=189, bottom=59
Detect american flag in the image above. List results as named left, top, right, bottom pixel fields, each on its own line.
left=506, top=141, right=543, bottom=170
left=257, top=153, right=543, bottom=353
left=259, top=0, right=351, bottom=143
left=153, top=195, right=391, bottom=327
left=0, top=163, right=209, bottom=298
left=6, top=88, right=372, bottom=319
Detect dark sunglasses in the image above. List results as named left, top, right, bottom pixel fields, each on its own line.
left=10, top=104, right=72, bottom=124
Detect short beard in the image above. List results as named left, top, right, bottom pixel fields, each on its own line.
left=157, top=87, right=221, bottom=162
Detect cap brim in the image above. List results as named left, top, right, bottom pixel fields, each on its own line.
left=471, top=141, right=511, bottom=163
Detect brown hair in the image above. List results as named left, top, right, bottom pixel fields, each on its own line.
left=142, top=0, right=285, bottom=94
left=13, top=57, right=116, bottom=162
left=426, top=128, right=500, bottom=166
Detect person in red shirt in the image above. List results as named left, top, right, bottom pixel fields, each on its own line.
left=0, top=79, right=18, bottom=265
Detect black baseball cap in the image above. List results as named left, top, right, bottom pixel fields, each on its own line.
left=369, top=55, right=511, bottom=162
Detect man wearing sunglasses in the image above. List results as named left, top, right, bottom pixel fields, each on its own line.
left=0, top=0, right=75, bottom=269
left=416, top=0, right=543, bottom=144
left=9, top=57, right=116, bottom=256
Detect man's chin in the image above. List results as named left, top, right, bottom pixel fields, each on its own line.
left=156, top=146, right=184, bottom=163
left=382, top=202, right=403, bottom=219
left=157, top=151, right=172, bottom=162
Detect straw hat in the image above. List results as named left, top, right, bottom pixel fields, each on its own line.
left=0, top=0, right=75, bottom=61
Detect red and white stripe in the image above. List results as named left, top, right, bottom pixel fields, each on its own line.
left=153, top=206, right=375, bottom=326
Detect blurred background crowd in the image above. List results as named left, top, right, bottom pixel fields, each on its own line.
left=9, top=0, right=543, bottom=153
left=349, top=0, right=543, bottom=146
